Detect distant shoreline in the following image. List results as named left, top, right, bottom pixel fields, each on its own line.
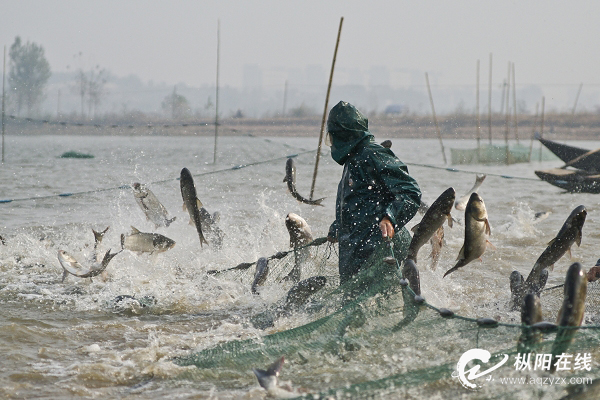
left=4, top=113, right=600, bottom=140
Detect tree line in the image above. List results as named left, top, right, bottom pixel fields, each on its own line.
left=4, top=36, right=191, bottom=119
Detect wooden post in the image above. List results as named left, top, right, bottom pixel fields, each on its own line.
left=213, top=20, right=220, bottom=164
left=570, top=83, right=583, bottom=137
left=425, top=72, right=447, bottom=164
left=282, top=80, right=288, bottom=116
left=487, top=53, right=492, bottom=144
left=539, top=96, right=545, bottom=161
left=476, top=59, right=481, bottom=161
left=504, top=62, right=511, bottom=164
left=512, top=63, right=519, bottom=143
left=528, top=102, right=539, bottom=162
left=1, top=46, right=5, bottom=164
left=310, top=16, right=343, bottom=200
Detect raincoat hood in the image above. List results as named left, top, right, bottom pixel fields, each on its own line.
left=327, top=101, right=374, bottom=165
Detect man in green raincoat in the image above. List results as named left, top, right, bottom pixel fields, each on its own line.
left=326, top=101, right=421, bottom=285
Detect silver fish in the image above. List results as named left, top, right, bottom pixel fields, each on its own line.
left=454, top=174, right=486, bottom=211
left=58, top=248, right=119, bottom=282
left=251, top=257, right=269, bottom=294
left=407, top=187, right=455, bottom=263
left=551, top=262, right=587, bottom=372
left=120, top=226, right=175, bottom=254
left=88, top=226, right=109, bottom=265
left=282, top=213, right=314, bottom=283
left=524, top=205, right=586, bottom=294
left=253, top=356, right=302, bottom=398
left=444, top=193, right=492, bottom=277
left=283, top=158, right=324, bottom=206
left=180, top=167, right=208, bottom=246
left=132, top=182, right=176, bottom=228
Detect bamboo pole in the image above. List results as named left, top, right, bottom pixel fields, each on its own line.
left=487, top=53, right=492, bottom=144
left=512, top=63, right=519, bottom=143
left=282, top=80, right=288, bottom=116
left=528, top=102, right=539, bottom=162
left=539, top=96, right=545, bottom=161
left=310, top=16, right=343, bottom=201
left=476, top=59, right=481, bottom=161
left=570, top=83, right=583, bottom=137
left=425, top=72, right=447, bottom=164
left=2, top=46, right=5, bottom=164
left=504, top=62, right=511, bottom=164
left=213, top=20, right=220, bottom=164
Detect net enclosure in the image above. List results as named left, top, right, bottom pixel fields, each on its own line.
left=172, top=236, right=600, bottom=399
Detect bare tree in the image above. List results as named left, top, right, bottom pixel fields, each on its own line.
left=8, top=36, right=51, bottom=116
left=87, top=66, right=107, bottom=118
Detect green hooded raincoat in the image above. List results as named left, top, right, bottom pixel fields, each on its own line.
left=327, top=101, right=421, bottom=284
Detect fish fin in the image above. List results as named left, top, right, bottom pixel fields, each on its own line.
left=196, top=198, right=203, bottom=208
left=486, top=239, right=497, bottom=250
left=447, top=214, right=453, bottom=228
left=568, top=247, right=572, bottom=259
left=283, top=175, right=287, bottom=183
left=576, top=232, right=582, bottom=247
left=189, top=218, right=194, bottom=226
left=485, top=219, right=491, bottom=236
left=547, top=238, right=556, bottom=246
left=182, top=203, right=187, bottom=212
left=411, top=223, right=420, bottom=233
left=61, top=269, right=68, bottom=283
left=549, top=264, right=554, bottom=272
left=166, top=216, right=176, bottom=227
left=130, top=226, right=140, bottom=234
left=456, top=244, right=465, bottom=260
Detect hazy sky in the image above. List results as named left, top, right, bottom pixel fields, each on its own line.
left=3, top=1, right=600, bottom=110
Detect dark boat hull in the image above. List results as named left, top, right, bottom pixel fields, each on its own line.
left=536, top=135, right=600, bottom=172
left=535, top=168, right=600, bottom=193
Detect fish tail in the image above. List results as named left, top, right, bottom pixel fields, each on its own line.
left=443, top=259, right=466, bottom=278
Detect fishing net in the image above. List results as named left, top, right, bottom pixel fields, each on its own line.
left=172, top=236, right=600, bottom=399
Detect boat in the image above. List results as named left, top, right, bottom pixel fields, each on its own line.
left=534, top=168, right=600, bottom=194
left=534, top=137, right=600, bottom=193
left=535, top=134, right=600, bottom=172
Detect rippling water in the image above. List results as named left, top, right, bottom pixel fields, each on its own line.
left=1, top=134, right=599, bottom=398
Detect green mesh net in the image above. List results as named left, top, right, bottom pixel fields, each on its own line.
left=172, top=235, right=600, bottom=399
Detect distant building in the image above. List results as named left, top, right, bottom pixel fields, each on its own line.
left=384, top=104, right=408, bottom=115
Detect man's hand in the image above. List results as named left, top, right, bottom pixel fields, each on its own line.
left=379, top=216, right=395, bottom=239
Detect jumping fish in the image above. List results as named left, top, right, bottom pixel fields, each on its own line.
left=524, top=205, right=586, bottom=294
left=551, top=262, right=587, bottom=372
left=132, top=182, right=176, bottom=228
left=444, top=193, right=492, bottom=277
left=253, top=356, right=303, bottom=398
left=251, top=276, right=327, bottom=329
left=380, top=140, right=392, bottom=149
left=88, top=226, right=109, bottom=264
left=407, top=187, right=455, bottom=264
left=58, top=248, right=120, bottom=282
left=402, top=258, right=421, bottom=296
left=587, top=259, right=600, bottom=282
left=120, top=226, right=175, bottom=254
left=509, top=269, right=546, bottom=311
left=283, top=158, right=325, bottom=206
left=180, top=167, right=208, bottom=246
left=455, top=174, right=486, bottom=211
left=251, top=257, right=269, bottom=294
left=282, top=213, right=313, bottom=282
left=517, top=293, right=543, bottom=353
